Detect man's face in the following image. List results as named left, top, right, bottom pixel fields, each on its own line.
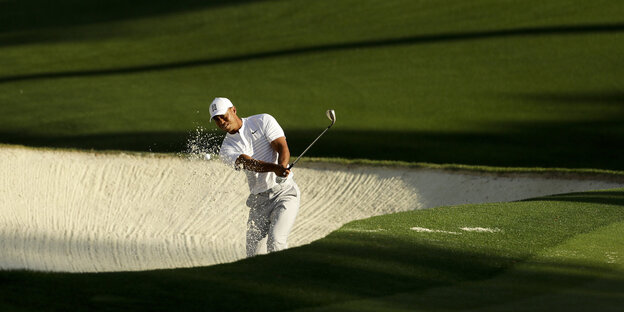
left=213, top=107, right=237, bottom=133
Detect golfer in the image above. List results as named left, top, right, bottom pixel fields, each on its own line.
left=210, top=97, right=300, bottom=257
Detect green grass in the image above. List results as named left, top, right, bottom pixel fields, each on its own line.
left=1, top=0, right=623, bottom=169
left=2, top=1, right=623, bottom=310
left=1, top=189, right=623, bottom=311
left=302, top=156, right=624, bottom=178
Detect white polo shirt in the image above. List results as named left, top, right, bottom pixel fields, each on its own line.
left=219, top=114, right=290, bottom=194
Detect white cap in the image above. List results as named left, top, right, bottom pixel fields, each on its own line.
left=209, top=97, right=233, bottom=121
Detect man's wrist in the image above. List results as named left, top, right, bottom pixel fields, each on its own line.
left=273, top=163, right=283, bottom=173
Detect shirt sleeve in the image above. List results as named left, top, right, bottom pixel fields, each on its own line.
left=262, top=114, right=285, bottom=143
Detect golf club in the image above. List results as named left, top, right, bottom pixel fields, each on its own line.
left=288, top=109, right=336, bottom=170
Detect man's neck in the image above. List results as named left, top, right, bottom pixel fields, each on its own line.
left=228, top=117, right=243, bottom=134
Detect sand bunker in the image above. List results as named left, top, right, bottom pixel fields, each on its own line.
left=1, top=146, right=623, bottom=272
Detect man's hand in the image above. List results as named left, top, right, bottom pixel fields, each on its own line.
left=234, top=136, right=291, bottom=178
left=274, top=165, right=291, bottom=178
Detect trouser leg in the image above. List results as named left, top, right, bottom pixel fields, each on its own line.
left=246, top=194, right=271, bottom=257
left=245, top=180, right=301, bottom=256
left=268, top=182, right=300, bottom=252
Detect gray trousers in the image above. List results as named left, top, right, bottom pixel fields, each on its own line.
left=245, top=179, right=300, bottom=257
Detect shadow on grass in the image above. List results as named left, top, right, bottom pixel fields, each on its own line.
left=0, top=232, right=622, bottom=311
left=1, top=22, right=624, bottom=83
left=524, top=191, right=624, bottom=206
left=1, top=117, right=624, bottom=170
left=0, top=0, right=261, bottom=35
left=1, top=89, right=623, bottom=168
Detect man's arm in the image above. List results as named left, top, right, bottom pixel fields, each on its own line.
left=270, top=136, right=290, bottom=169
left=234, top=136, right=291, bottom=177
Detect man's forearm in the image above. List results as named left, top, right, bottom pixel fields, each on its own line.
left=236, top=154, right=283, bottom=173
left=277, top=148, right=290, bottom=168
left=272, top=137, right=290, bottom=168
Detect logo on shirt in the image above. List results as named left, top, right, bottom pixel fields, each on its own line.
left=251, top=130, right=257, bottom=134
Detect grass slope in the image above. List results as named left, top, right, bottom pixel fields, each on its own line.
left=1, top=188, right=623, bottom=311
left=0, top=0, right=623, bottom=168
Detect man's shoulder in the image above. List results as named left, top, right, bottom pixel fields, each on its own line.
left=246, top=113, right=280, bottom=129
left=247, top=113, right=273, bottom=122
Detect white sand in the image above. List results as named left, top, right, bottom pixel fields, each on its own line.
left=410, top=227, right=461, bottom=235
left=460, top=227, right=501, bottom=233
left=1, top=146, right=623, bottom=272
left=409, top=227, right=501, bottom=234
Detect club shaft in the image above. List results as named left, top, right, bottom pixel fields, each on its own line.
left=288, top=126, right=331, bottom=169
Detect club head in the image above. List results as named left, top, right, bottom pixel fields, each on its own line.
left=326, top=109, right=336, bottom=127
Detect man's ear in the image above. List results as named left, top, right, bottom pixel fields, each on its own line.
left=231, top=106, right=237, bottom=115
